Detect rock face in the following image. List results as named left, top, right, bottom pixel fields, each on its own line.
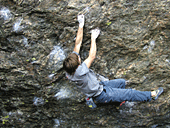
left=0, top=0, right=170, bottom=127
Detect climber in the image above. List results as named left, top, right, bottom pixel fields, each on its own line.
left=63, top=14, right=164, bottom=109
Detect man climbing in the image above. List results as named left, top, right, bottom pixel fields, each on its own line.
left=63, top=14, right=163, bottom=109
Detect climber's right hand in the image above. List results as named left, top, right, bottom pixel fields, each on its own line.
left=77, top=14, right=84, bottom=28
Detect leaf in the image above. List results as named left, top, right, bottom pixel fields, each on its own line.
left=4, top=115, right=9, bottom=118
left=106, top=22, right=111, bottom=26
left=72, top=108, right=76, bottom=110
left=2, top=120, right=8, bottom=124
left=32, top=58, right=36, bottom=61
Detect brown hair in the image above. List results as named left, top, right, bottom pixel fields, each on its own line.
left=63, top=53, right=80, bottom=75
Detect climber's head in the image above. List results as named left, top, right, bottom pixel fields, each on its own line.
left=63, top=53, right=81, bottom=75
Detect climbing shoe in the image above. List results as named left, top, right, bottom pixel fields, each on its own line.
left=151, top=87, right=163, bottom=100
left=85, top=97, right=97, bottom=109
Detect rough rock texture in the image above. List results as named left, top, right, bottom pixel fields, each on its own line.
left=0, top=0, right=170, bottom=127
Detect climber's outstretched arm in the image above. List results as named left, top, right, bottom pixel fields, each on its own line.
left=74, top=15, right=84, bottom=54
left=84, top=28, right=100, bottom=68
left=74, top=27, right=83, bottom=54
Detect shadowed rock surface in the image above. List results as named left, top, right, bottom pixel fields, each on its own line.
left=0, top=0, right=170, bottom=127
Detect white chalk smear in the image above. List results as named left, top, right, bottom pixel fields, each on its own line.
left=13, top=18, right=23, bottom=32
left=0, top=7, right=12, bottom=20
left=54, top=88, right=71, bottom=100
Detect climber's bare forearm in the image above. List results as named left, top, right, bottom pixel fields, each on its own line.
left=74, top=27, right=83, bottom=53
left=84, top=37, right=96, bottom=68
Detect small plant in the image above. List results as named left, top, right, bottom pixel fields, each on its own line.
left=1, top=115, right=9, bottom=124
left=106, top=21, right=112, bottom=26
left=31, top=57, right=36, bottom=61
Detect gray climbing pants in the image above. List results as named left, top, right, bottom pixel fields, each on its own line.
left=94, top=79, right=152, bottom=103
